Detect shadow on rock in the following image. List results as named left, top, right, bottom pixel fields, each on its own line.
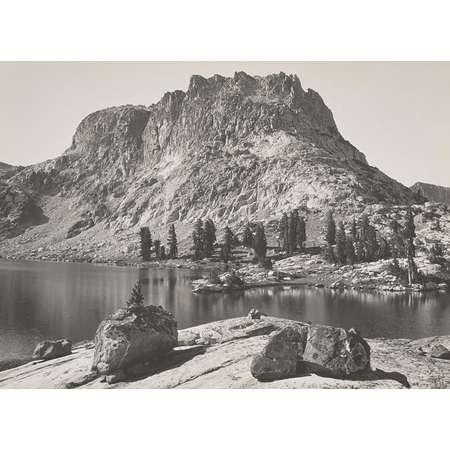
left=303, top=361, right=411, bottom=388
left=346, top=368, right=411, bottom=388
left=105, top=345, right=207, bottom=385
left=66, top=345, right=207, bottom=388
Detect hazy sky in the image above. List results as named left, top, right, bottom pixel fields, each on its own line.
left=1, top=61, right=449, bottom=187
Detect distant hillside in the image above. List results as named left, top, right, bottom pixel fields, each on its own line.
left=0, top=162, right=14, bottom=175
left=411, top=182, right=450, bottom=205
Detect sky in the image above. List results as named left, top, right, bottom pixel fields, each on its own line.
left=0, top=61, right=449, bottom=187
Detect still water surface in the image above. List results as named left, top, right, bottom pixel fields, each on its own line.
left=1, top=260, right=450, bottom=361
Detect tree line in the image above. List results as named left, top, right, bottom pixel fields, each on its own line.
left=139, top=223, right=178, bottom=261
left=191, top=219, right=268, bottom=265
left=139, top=211, right=308, bottom=265
left=323, top=206, right=419, bottom=283
left=277, top=210, right=307, bottom=255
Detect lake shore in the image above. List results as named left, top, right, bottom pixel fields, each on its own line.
left=191, top=254, right=450, bottom=294
left=2, top=315, right=450, bottom=389
left=3, top=251, right=450, bottom=294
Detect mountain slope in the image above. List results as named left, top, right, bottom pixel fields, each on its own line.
left=411, top=182, right=450, bottom=205
left=0, top=72, right=414, bottom=260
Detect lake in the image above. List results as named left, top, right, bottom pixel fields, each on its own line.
left=1, top=260, right=450, bottom=363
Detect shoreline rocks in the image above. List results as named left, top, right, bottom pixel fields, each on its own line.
left=2, top=316, right=450, bottom=388
left=192, top=272, right=245, bottom=293
left=32, top=339, right=72, bottom=361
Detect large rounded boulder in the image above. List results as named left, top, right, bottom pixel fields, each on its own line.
left=302, top=325, right=371, bottom=377
left=92, top=305, right=177, bottom=375
left=250, top=325, right=308, bottom=381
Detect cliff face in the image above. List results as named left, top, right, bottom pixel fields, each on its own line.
left=0, top=72, right=414, bottom=259
left=411, top=182, right=450, bottom=205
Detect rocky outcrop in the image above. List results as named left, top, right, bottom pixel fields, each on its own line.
left=0, top=184, right=47, bottom=239
left=411, top=182, right=450, bottom=205
left=192, top=272, right=245, bottom=293
left=2, top=317, right=450, bottom=389
left=91, top=305, right=177, bottom=375
left=66, top=216, right=94, bottom=239
left=430, top=344, right=450, bottom=360
left=32, top=339, right=72, bottom=361
left=0, top=72, right=414, bottom=261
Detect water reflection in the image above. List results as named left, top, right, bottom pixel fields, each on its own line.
left=1, top=260, right=450, bottom=361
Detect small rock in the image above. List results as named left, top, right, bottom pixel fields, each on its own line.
left=430, top=344, right=450, bottom=360
left=247, top=308, right=261, bottom=320
left=178, top=330, right=200, bottom=346
left=32, top=339, right=72, bottom=361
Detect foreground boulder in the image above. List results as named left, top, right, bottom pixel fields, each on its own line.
left=303, top=325, right=371, bottom=377
left=91, top=305, right=177, bottom=375
left=250, top=323, right=371, bottom=382
left=32, top=339, right=72, bottom=361
left=250, top=325, right=308, bottom=381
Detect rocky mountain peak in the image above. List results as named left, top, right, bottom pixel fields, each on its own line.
left=0, top=72, right=415, bottom=259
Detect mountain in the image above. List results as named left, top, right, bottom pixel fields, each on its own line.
left=0, top=162, right=19, bottom=178
left=0, top=72, right=414, bottom=260
left=411, top=182, right=450, bottom=206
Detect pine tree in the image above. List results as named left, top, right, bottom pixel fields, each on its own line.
left=242, top=224, right=254, bottom=249
left=221, top=226, right=233, bottom=263
left=278, top=213, right=289, bottom=252
left=335, top=222, right=347, bottom=265
left=160, top=245, right=166, bottom=260
left=253, top=223, right=267, bottom=263
left=351, top=218, right=358, bottom=242
left=324, top=210, right=336, bottom=246
left=324, top=244, right=336, bottom=264
left=126, top=280, right=145, bottom=311
left=364, top=225, right=379, bottom=262
left=167, top=224, right=178, bottom=258
left=435, top=218, right=442, bottom=232
left=429, top=242, right=445, bottom=264
left=391, top=242, right=400, bottom=271
left=288, top=210, right=299, bottom=254
left=404, top=205, right=416, bottom=258
left=359, top=214, right=370, bottom=243
left=192, top=219, right=204, bottom=260
left=345, top=236, right=356, bottom=265
left=404, top=206, right=418, bottom=285
left=139, top=227, right=152, bottom=261
left=390, top=219, right=405, bottom=258
left=154, top=239, right=161, bottom=259
left=378, top=237, right=391, bottom=260
left=296, top=216, right=307, bottom=252
left=355, top=240, right=365, bottom=263
left=203, top=219, right=216, bottom=258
